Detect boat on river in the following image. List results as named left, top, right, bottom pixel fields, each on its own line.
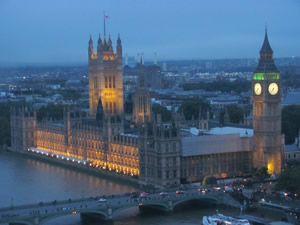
left=202, top=214, right=250, bottom=225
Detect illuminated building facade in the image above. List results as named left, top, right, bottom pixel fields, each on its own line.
left=10, top=30, right=285, bottom=187
left=88, top=34, right=124, bottom=136
left=35, top=110, right=140, bottom=176
left=252, top=29, right=284, bottom=174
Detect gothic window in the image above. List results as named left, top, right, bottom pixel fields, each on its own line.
left=105, top=77, right=108, bottom=88
left=157, top=143, right=161, bottom=152
left=109, top=77, right=112, bottom=88
left=166, top=143, right=169, bottom=152
left=113, top=76, right=116, bottom=88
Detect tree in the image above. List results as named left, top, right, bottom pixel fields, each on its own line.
left=182, top=80, right=251, bottom=94
left=178, top=100, right=210, bottom=120
left=152, top=104, right=172, bottom=122
left=227, top=104, right=244, bottom=124
left=0, top=103, right=11, bottom=147
left=276, top=162, right=300, bottom=197
left=202, top=176, right=217, bottom=186
left=282, top=105, right=300, bottom=144
left=37, top=104, right=64, bottom=121
left=252, top=167, right=270, bottom=182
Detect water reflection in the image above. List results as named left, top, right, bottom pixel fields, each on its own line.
left=0, top=152, right=137, bottom=208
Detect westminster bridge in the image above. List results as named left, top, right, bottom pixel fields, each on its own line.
left=0, top=189, right=240, bottom=225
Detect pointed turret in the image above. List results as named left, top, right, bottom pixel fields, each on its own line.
left=103, top=35, right=108, bottom=51
left=116, top=33, right=122, bottom=57
left=88, top=34, right=94, bottom=57
left=97, top=34, right=103, bottom=54
left=108, top=34, right=113, bottom=52
left=138, top=60, right=146, bottom=89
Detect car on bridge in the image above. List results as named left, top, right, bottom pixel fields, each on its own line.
left=176, top=190, right=184, bottom=195
left=140, top=192, right=149, bottom=198
left=98, top=198, right=107, bottom=203
left=160, top=192, right=168, bottom=198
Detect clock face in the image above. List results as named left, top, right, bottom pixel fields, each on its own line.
left=254, top=83, right=262, bottom=95
left=268, top=82, right=279, bottom=95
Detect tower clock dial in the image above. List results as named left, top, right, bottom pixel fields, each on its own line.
left=254, top=83, right=262, bottom=95
left=268, top=83, right=279, bottom=95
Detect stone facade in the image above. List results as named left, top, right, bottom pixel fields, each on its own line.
left=139, top=117, right=181, bottom=186
left=132, top=64, right=152, bottom=125
left=88, top=34, right=124, bottom=136
left=252, top=29, right=284, bottom=174
left=11, top=106, right=36, bottom=153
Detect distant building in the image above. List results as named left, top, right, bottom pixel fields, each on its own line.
left=65, top=80, right=81, bottom=89
left=123, top=64, right=162, bottom=90
left=285, top=130, right=300, bottom=162
left=46, top=84, right=61, bottom=90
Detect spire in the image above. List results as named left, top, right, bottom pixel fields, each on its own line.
left=96, top=98, right=104, bottom=121
left=138, top=56, right=146, bottom=89
left=116, top=33, right=122, bottom=56
left=139, top=54, right=143, bottom=65
left=88, top=34, right=94, bottom=56
left=98, top=34, right=102, bottom=45
left=97, top=34, right=103, bottom=53
left=108, top=34, right=113, bottom=51
left=254, top=28, right=278, bottom=74
left=89, top=34, right=93, bottom=46
left=260, top=27, right=273, bottom=54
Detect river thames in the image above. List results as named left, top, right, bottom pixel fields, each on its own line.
left=0, top=151, right=281, bottom=225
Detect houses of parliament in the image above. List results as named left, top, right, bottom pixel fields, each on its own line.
left=10, top=30, right=285, bottom=187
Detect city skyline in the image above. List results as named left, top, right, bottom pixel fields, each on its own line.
left=0, top=0, right=300, bottom=65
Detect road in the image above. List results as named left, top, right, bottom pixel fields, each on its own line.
left=0, top=187, right=215, bottom=221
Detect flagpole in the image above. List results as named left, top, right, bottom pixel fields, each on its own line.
left=104, top=11, right=106, bottom=38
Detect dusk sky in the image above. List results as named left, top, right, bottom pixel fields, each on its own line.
left=0, top=0, right=300, bottom=65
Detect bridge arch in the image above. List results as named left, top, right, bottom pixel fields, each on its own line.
left=172, top=197, right=219, bottom=211
left=40, top=210, right=108, bottom=225
left=113, top=202, right=169, bottom=217
left=7, top=220, right=32, bottom=225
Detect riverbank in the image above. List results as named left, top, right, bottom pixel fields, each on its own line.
left=5, top=149, right=140, bottom=188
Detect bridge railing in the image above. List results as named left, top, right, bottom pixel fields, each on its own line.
left=0, top=192, right=135, bottom=212
left=0, top=185, right=215, bottom=213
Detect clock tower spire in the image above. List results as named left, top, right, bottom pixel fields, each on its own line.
left=252, top=29, right=283, bottom=174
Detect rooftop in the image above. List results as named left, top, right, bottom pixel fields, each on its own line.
left=181, top=133, right=252, bottom=157
left=205, top=126, right=253, bottom=137
left=285, top=144, right=299, bottom=152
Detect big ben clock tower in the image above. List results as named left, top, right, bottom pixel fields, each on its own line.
left=252, top=29, right=284, bottom=174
